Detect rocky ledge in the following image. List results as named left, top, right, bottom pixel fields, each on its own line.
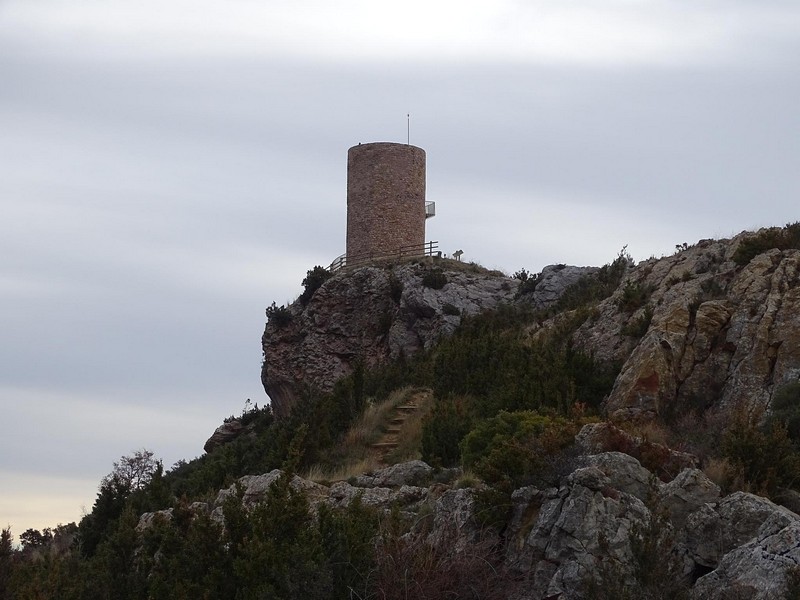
left=142, top=425, right=800, bottom=600
left=261, top=259, right=599, bottom=419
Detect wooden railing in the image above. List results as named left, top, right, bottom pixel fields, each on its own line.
left=329, top=240, right=439, bottom=272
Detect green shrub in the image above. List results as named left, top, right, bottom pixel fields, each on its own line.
left=616, top=279, right=652, bottom=313
left=299, top=266, right=331, bottom=306
left=430, top=306, right=619, bottom=419
left=421, top=397, right=473, bottom=467
left=768, top=382, right=800, bottom=444
left=621, top=305, right=653, bottom=338
left=421, top=269, right=448, bottom=290
left=722, top=407, right=800, bottom=496
left=513, top=268, right=541, bottom=296
left=550, top=247, right=632, bottom=313
left=266, top=302, right=292, bottom=328
left=460, top=410, right=580, bottom=491
left=700, top=277, right=725, bottom=299
left=442, top=303, right=460, bottom=316
left=733, top=222, right=800, bottom=266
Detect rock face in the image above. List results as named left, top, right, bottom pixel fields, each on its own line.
left=144, top=448, right=800, bottom=599
left=262, top=260, right=617, bottom=418
left=691, top=521, right=800, bottom=600
left=262, top=261, right=518, bottom=417
left=571, top=233, right=800, bottom=423
left=518, top=264, right=598, bottom=310
left=203, top=420, right=245, bottom=453
left=264, top=230, right=800, bottom=423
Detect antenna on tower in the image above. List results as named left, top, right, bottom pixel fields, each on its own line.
left=407, top=113, right=410, bottom=145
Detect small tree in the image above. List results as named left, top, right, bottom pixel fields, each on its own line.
left=19, top=527, right=53, bottom=550
left=299, top=266, right=332, bottom=306
left=103, top=448, right=159, bottom=492
left=79, top=449, right=160, bottom=557
left=0, top=527, right=13, bottom=598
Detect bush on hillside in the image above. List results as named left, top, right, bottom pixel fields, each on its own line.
left=421, top=269, right=448, bottom=290
left=421, top=396, right=473, bottom=467
left=733, top=222, right=800, bottom=266
left=461, top=410, right=581, bottom=492
left=551, top=247, right=633, bottom=313
left=266, top=302, right=292, bottom=327
left=299, top=266, right=332, bottom=306
left=722, top=406, right=800, bottom=496
left=768, top=381, right=800, bottom=444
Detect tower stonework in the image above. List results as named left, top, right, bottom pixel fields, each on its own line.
left=346, top=142, right=427, bottom=261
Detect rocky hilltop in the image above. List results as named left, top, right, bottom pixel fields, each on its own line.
left=261, top=260, right=597, bottom=417
left=575, top=236, right=800, bottom=423
left=250, top=226, right=800, bottom=597
left=12, top=225, right=800, bottom=599
left=264, top=231, right=800, bottom=426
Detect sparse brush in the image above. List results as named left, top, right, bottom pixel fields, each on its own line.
left=454, top=471, right=478, bottom=489
left=623, top=420, right=670, bottom=446
left=304, top=387, right=429, bottom=483
left=303, top=457, right=382, bottom=484
left=702, top=457, right=737, bottom=491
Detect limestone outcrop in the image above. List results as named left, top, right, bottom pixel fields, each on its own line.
left=517, top=264, right=598, bottom=310
left=261, top=261, right=518, bottom=417
left=570, top=233, right=800, bottom=423
left=261, top=260, right=617, bottom=419
left=203, top=420, right=245, bottom=453
left=192, top=451, right=800, bottom=599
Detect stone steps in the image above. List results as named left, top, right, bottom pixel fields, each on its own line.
left=368, top=389, right=431, bottom=464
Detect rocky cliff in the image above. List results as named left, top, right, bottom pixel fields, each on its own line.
left=572, top=234, right=800, bottom=423
left=263, top=232, right=800, bottom=425
left=261, top=260, right=600, bottom=418
left=143, top=426, right=800, bottom=599
left=261, top=260, right=517, bottom=417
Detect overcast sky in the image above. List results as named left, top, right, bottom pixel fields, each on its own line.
left=1, top=0, right=799, bottom=539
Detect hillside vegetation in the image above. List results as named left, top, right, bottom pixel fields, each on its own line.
left=6, top=223, right=800, bottom=599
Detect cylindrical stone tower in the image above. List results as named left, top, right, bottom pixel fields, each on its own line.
left=346, top=142, right=426, bottom=261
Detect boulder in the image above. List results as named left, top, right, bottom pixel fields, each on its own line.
left=426, top=488, right=493, bottom=553
left=579, top=451, right=656, bottom=502
left=352, top=460, right=433, bottom=488
left=513, top=469, right=651, bottom=599
left=516, top=264, right=598, bottom=310
left=262, top=262, right=517, bottom=417
left=326, top=481, right=427, bottom=510
left=684, top=491, right=799, bottom=568
left=203, top=419, right=244, bottom=453
left=136, top=509, right=173, bottom=532
left=659, top=469, right=720, bottom=529
left=691, top=521, right=800, bottom=600
left=214, top=469, right=329, bottom=509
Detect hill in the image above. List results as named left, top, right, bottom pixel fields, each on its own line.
left=5, top=223, right=800, bottom=599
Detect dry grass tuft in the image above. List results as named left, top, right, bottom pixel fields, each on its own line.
left=303, top=386, right=428, bottom=483
left=304, top=456, right=382, bottom=484
left=630, top=420, right=671, bottom=446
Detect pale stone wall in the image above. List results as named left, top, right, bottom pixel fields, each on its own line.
left=346, top=142, right=426, bottom=260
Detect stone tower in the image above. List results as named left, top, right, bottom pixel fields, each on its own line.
left=346, top=142, right=430, bottom=261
